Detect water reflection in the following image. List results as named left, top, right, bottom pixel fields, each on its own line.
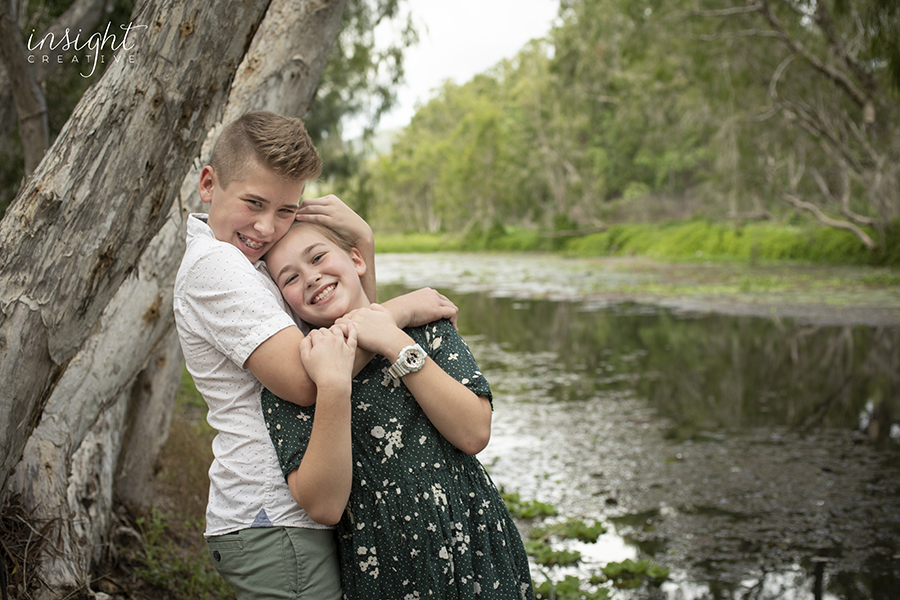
left=380, top=284, right=900, bottom=599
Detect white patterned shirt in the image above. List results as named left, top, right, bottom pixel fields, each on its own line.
left=173, top=214, right=325, bottom=537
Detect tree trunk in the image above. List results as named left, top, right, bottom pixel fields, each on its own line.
left=0, top=0, right=348, bottom=596
left=0, top=0, right=49, bottom=175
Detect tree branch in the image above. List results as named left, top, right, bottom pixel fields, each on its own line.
left=781, top=192, right=875, bottom=249
left=759, top=0, right=869, bottom=109
left=681, top=4, right=763, bottom=19
left=810, top=0, right=879, bottom=100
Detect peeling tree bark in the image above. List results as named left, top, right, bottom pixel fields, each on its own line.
left=0, top=0, right=351, bottom=596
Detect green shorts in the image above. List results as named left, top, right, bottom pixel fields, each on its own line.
left=207, top=526, right=341, bottom=600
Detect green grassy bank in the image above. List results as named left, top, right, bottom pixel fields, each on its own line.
left=375, top=220, right=900, bottom=268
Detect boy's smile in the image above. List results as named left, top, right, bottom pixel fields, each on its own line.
left=198, top=162, right=305, bottom=261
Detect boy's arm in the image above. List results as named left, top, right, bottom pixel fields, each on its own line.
left=295, top=195, right=376, bottom=302
left=245, top=326, right=374, bottom=406
left=244, top=327, right=315, bottom=406
left=381, top=287, right=459, bottom=329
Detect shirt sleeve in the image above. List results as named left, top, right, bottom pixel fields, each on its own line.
left=178, top=245, right=296, bottom=367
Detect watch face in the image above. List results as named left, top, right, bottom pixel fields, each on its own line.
left=403, top=345, right=425, bottom=369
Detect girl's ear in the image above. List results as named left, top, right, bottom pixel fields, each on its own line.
left=350, top=248, right=366, bottom=277
left=198, top=165, right=216, bottom=204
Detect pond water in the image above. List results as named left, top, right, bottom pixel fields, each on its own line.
left=376, top=253, right=900, bottom=600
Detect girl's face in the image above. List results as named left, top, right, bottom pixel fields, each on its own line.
left=265, top=225, right=368, bottom=327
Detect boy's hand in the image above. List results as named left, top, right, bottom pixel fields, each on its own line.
left=335, top=304, right=404, bottom=356
left=300, top=324, right=357, bottom=391
left=381, top=288, right=459, bottom=329
left=295, top=195, right=373, bottom=247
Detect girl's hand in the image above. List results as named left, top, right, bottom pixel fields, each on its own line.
left=335, top=304, right=406, bottom=356
left=300, top=324, right=358, bottom=390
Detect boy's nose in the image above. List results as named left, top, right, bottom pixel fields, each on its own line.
left=254, top=214, right=275, bottom=236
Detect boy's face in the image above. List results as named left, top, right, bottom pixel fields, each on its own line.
left=199, top=163, right=305, bottom=261
left=265, top=226, right=368, bottom=327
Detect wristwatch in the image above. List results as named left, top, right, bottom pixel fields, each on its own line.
left=388, top=344, right=427, bottom=379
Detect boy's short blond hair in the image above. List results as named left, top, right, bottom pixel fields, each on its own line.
left=210, top=111, right=323, bottom=189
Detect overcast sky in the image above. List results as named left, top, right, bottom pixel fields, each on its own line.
left=348, top=0, right=559, bottom=136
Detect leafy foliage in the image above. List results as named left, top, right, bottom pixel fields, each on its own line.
left=525, top=540, right=583, bottom=567
left=134, top=508, right=235, bottom=599
left=530, top=518, right=608, bottom=543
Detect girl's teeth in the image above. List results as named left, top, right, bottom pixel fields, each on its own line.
left=314, top=284, right=335, bottom=304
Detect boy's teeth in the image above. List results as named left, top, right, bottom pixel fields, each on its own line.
left=239, top=233, right=264, bottom=249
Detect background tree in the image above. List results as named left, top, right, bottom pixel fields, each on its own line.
left=683, top=0, right=900, bottom=249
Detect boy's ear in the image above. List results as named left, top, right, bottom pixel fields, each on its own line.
left=198, top=165, right=216, bottom=204
left=351, top=248, right=366, bottom=277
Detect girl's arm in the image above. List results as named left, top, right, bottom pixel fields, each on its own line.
left=337, top=306, right=491, bottom=455
left=285, top=325, right=356, bottom=525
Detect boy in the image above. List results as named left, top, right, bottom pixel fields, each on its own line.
left=173, top=111, right=456, bottom=599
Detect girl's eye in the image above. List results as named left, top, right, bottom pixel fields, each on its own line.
left=311, top=253, right=325, bottom=264
left=284, top=274, right=298, bottom=285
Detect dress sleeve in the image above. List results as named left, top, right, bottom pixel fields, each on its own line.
left=413, top=319, right=492, bottom=405
left=260, top=388, right=316, bottom=477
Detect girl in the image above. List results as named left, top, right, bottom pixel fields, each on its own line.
left=261, top=222, right=535, bottom=600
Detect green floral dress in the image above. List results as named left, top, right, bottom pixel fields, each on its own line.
left=262, top=319, right=535, bottom=600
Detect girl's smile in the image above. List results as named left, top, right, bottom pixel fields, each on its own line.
left=311, top=283, right=337, bottom=305
left=265, top=224, right=368, bottom=327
